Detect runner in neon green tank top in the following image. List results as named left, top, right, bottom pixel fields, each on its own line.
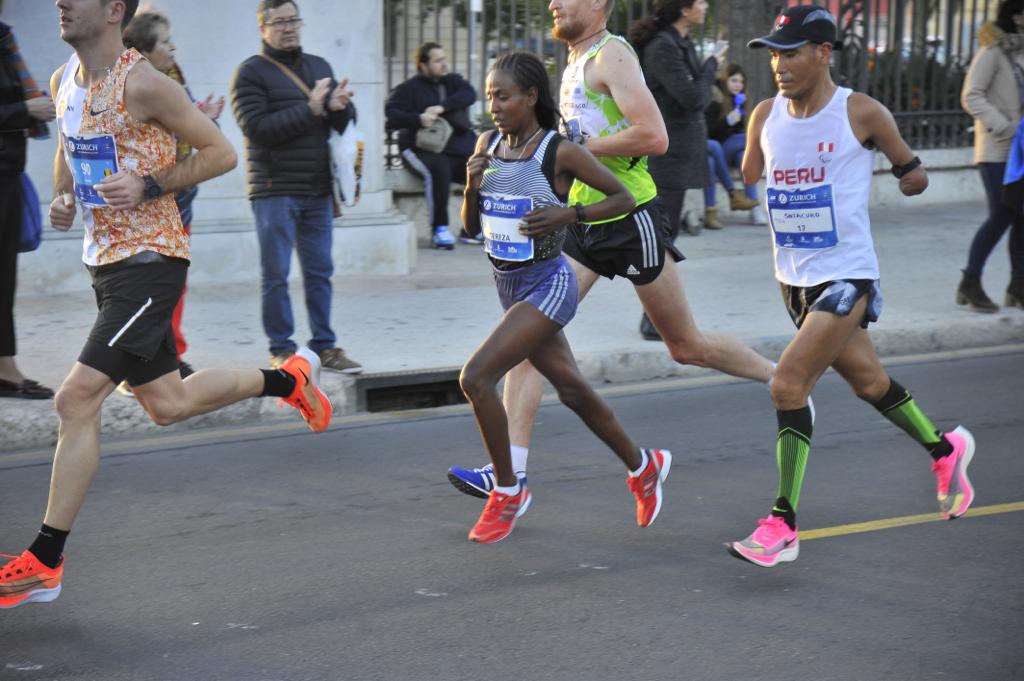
left=559, top=33, right=657, bottom=220
left=445, top=0, right=777, bottom=508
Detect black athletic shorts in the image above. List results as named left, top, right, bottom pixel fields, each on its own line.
left=780, top=279, right=883, bottom=330
left=563, top=197, right=685, bottom=286
left=78, top=251, right=188, bottom=386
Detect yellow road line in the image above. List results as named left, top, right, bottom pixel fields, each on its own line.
left=802, top=501, right=1024, bottom=541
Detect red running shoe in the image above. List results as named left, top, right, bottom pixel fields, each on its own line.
left=278, top=347, right=333, bottom=433
left=468, top=485, right=532, bottom=544
left=0, top=551, right=63, bottom=609
left=627, top=448, right=672, bottom=527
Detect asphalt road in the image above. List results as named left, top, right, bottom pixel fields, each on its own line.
left=1, top=349, right=1022, bottom=681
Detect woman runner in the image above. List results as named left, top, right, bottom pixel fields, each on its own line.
left=457, top=52, right=671, bottom=544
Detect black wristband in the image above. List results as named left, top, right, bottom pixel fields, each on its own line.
left=574, top=203, right=586, bottom=223
left=891, top=155, right=922, bottom=179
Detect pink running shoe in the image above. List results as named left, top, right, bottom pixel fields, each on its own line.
left=729, top=516, right=800, bottom=568
left=931, top=425, right=976, bottom=519
left=627, top=448, right=672, bottom=528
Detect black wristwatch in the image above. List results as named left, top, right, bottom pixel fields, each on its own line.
left=141, top=174, right=164, bottom=201
left=574, top=203, right=587, bottom=224
left=891, top=156, right=922, bottom=179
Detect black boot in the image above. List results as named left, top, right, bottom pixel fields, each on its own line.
left=639, top=312, right=662, bottom=341
left=956, top=272, right=999, bottom=313
left=1007, top=275, right=1024, bottom=308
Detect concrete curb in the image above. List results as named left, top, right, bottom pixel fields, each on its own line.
left=4, top=314, right=1022, bottom=454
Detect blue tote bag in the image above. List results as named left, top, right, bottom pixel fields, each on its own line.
left=19, top=172, right=42, bottom=253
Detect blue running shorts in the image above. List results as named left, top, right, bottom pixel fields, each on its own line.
left=493, top=255, right=579, bottom=327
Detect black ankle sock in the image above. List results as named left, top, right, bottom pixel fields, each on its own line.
left=260, top=369, right=296, bottom=397
left=770, top=497, right=797, bottom=531
left=929, top=435, right=954, bottom=461
left=27, top=524, right=69, bottom=569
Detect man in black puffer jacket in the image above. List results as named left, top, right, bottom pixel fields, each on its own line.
left=231, top=0, right=361, bottom=373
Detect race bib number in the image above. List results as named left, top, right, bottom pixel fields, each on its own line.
left=766, top=184, right=838, bottom=249
left=64, top=133, right=119, bottom=208
left=480, top=193, right=534, bottom=262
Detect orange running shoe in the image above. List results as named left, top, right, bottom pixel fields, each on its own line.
left=627, top=448, right=672, bottom=528
left=278, top=347, right=332, bottom=433
left=468, top=485, right=532, bottom=544
left=0, top=551, right=63, bottom=609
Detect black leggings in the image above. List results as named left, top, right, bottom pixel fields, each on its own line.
left=401, top=148, right=467, bottom=229
left=0, top=175, right=21, bottom=357
left=967, top=162, right=1024, bottom=276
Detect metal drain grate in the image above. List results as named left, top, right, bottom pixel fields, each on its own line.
left=356, top=368, right=467, bottom=413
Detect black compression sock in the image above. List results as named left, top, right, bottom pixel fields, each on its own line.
left=27, top=524, right=69, bottom=569
left=872, top=378, right=951, bottom=461
left=260, top=369, right=296, bottom=397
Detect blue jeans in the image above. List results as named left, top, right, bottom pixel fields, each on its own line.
left=966, top=162, right=1024, bottom=277
left=706, top=134, right=758, bottom=206
left=252, top=195, right=336, bottom=355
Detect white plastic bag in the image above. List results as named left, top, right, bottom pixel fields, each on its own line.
left=330, top=116, right=364, bottom=208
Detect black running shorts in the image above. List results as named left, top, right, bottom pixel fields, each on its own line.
left=563, top=197, right=685, bottom=286
left=780, top=279, right=883, bottom=330
left=78, top=252, right=188, bottom=386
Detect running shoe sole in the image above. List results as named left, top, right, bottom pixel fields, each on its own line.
left=727, top=540, right=800, bottom=568
left=638, top=449, right=672, bottom=527
left=0, top=583, right=62, bottom=609
left=447, top=470, right=490, bottom=499
left=945, top=425, right=975, bottom=520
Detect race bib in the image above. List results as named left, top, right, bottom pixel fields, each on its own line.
left=64, top=133, right=119, bottom=208
left=480, top=193, right=534, bottom=262
left=766, top=184, right=838, bottom=249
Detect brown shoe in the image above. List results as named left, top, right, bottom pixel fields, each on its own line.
left=729, top=189, right=759, bottom=211
left=270, top=350, right=296, bottom=369
left=319, top=347, right=363, bottom=374
left=705, top=207, right=723, bottom=230
left=955, top=273, right=999, bottom=313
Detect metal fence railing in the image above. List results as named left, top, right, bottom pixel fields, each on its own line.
left=383, top=0, right=997, bottom=169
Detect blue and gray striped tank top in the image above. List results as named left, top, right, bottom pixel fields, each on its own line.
left=480, top=129, right=566, bottom=270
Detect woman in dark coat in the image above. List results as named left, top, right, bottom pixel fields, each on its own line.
left=629, top=0, right=726, bottom=239
left=0, top=10, right=56, bottom=399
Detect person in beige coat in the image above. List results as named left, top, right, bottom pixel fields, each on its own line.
left=960, top=0, right=1024, bottom=312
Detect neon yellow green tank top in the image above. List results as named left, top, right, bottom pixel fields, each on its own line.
left=559, top=34, right=657, bottom=223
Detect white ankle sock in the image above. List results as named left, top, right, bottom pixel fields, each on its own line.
left=629, top=449, right=649, bottom=477
left=510, top=445, right=529, bottom=475
left=494, top=481, right=521, bottom=496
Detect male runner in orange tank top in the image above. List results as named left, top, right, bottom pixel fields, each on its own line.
left=0, top=0, right=333, bottom=608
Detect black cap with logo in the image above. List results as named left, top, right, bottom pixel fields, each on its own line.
left=747, top=5, right=840, bottom=50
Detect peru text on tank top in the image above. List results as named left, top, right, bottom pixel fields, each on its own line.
left=479, top=130, right=565, bottom=269
left=558, top=33, right=656, bottom=220
left=760, top=86, right=879, bottom=287
left=56, top=49, right=186, bottom=267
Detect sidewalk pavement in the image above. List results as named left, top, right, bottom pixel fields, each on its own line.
left=3, top=200, right=1022, bottom=452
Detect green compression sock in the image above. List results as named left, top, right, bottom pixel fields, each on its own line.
left=872, top=378, right=952, bottom=461
left=773, top=406, right=813, bottom=528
